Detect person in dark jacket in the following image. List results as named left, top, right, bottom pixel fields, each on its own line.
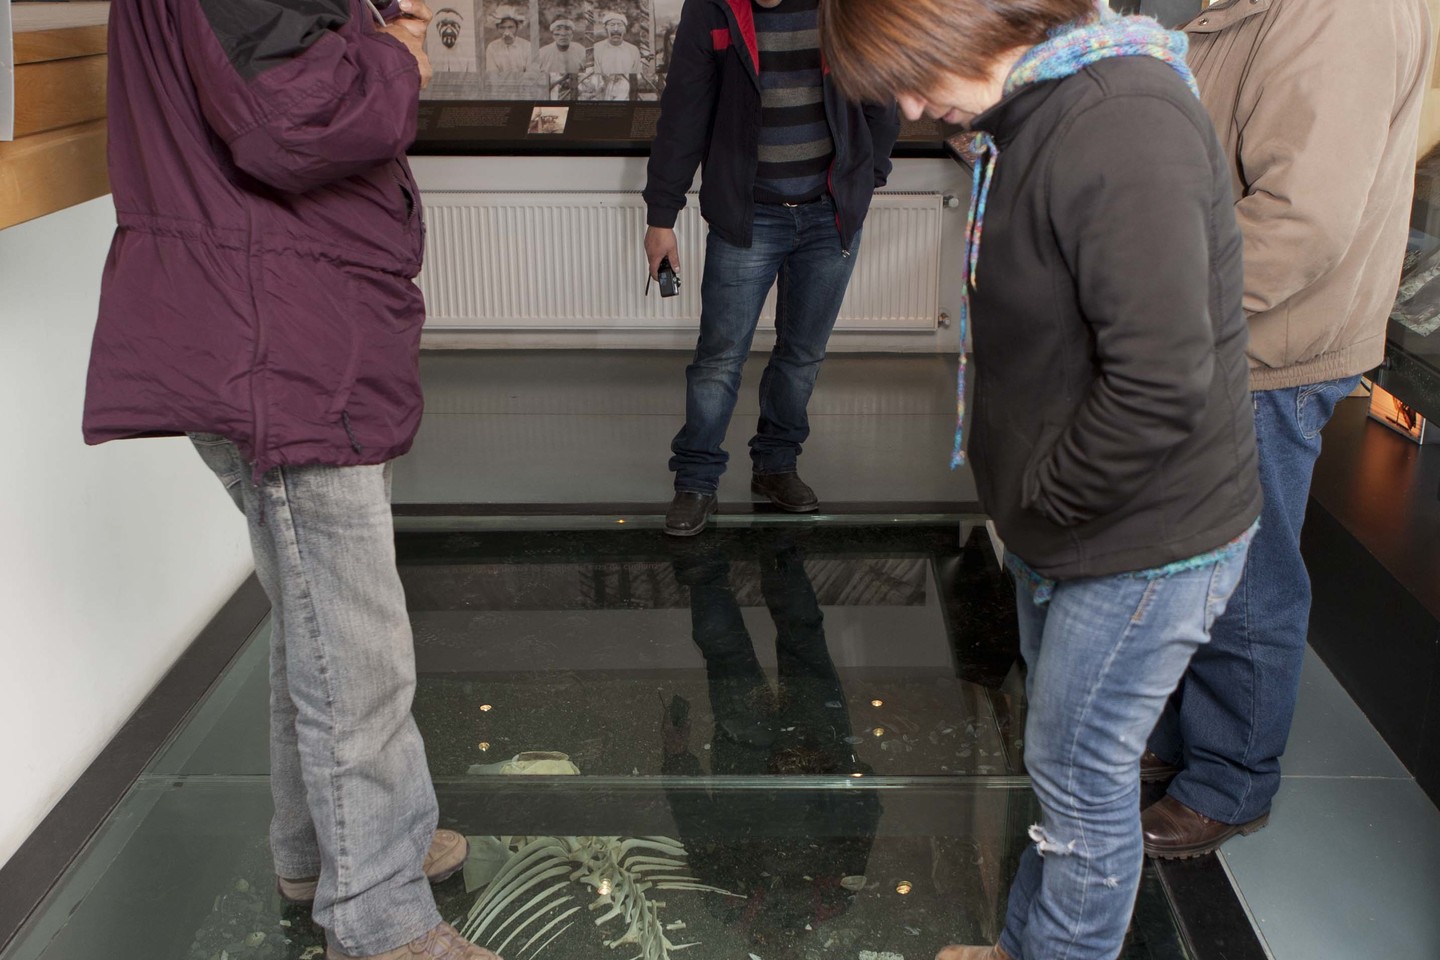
left=643, top=0, right=900, bottom=536
left=821, top=1, right=1261, bottom=958
left=82, top=2, right=500, bottom=958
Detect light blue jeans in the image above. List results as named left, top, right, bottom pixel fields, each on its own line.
left=999, top=544, right=1249, bottom=960
left=191, top=435, right=441, bottom=956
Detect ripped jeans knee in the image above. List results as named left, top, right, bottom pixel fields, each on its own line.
left=1027, top=824, right=1124, bottom=891
left=1028, top=823, right=1077, bottom=857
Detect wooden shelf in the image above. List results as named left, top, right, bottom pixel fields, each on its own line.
left=14, top=52, right=107, bottom=137
left=3, top=3, right=112, bottom=230
left=12, top=2, right=110, bottom=64
left=13, top=23, right=108, bottom=67
left=0, top=119, right=108, bottom=227
left=10, top=3, right=111, bottom=31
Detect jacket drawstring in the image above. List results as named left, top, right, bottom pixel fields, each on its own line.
left=952, top=134, right=998, bottom=469
left=341, top=410, right=364, bottom=455
left=948, top=7, right=1197, bottom=470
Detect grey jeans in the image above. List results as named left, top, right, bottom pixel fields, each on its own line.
left=191, top=435, right=441, bottom=956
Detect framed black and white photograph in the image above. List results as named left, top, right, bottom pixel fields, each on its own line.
left=422, top=1, right=667, bottom=103
left=527, top=104, right=571, bottom=134
left=481, top=1, right=539, bottom=98
left=412, top=0, right=950, bottom=154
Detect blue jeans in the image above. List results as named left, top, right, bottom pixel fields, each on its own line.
left=1148, top=376, right=1361, bottom=824
left=672, top=542, right=850, bottom=760
left=191, top=436, right=442, bottom=956
left=1000, top=546, right=1249, bottom=960
left=670, top=197, right=860, bottom=494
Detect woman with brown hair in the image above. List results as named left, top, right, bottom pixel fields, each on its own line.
left=820, top=1, right=1262, bottom=958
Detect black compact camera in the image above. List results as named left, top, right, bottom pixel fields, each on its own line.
left=654, top=256, right=681, bottom=298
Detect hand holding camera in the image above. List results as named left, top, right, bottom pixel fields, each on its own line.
left=656, top=257, right=681, bottom=297
left=644, top=226, right=682, bottom=298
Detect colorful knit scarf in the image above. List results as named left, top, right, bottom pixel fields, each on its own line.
left=949, top=5, right=1199, bottom=468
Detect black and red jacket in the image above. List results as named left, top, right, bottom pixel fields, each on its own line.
left=643, top=0, right=900, bottom=253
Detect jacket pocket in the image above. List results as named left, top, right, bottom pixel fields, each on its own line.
left=328, top=266, right=427, bottom=449
left=189, top=433, right=248, bottom=500
left=392, top=160, right=427, bottom=268
left=320, top=275, right=362, bottom=420
left=1296, top=375, right=1361, bottom=440
left=254, top=254, right=362, bottom=445
left=1019, top=419, right=1068, bottom=522
left=391, top=161, right=416, bottom=224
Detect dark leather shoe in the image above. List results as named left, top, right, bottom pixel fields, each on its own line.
left=1140, top=750, right=1179, bottom=784
left=751, top=472, right=819, bottom=512
left=1142, top=795, right=1269, bottom=859
left=665, top=491, right=717, bottom=536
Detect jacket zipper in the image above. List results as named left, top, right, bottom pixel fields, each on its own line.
left=821, top=80, right=849, bottom=256
left=827, top=162, right=848, bottom=257
left=724, top=0, right=764, bottom=246
left=243, top=205, right=270, bottom=488
left=815, top=48, right=849, bottom=255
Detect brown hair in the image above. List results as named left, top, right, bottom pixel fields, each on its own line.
left=819, top=0, right=1099, bottom=104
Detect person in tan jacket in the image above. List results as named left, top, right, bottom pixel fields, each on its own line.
left=1142, top=0, right=1435, bottom=857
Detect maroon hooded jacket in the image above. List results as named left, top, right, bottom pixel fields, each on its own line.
left=83, top=0, right=427, bottom=475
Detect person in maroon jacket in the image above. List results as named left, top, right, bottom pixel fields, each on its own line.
left=82, top=2, right=501, bottom=958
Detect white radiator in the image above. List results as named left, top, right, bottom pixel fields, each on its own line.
left=417, top=192, right=943, bottom=332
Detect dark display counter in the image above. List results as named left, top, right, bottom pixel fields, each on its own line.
left=1379, top=145, right=1440, bottom=422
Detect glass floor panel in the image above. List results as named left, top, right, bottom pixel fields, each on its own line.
left=2, top=779, right=1189, bottom=960
left=152, top=523, right=1027, bottom=782
left=3, top=521, right=1194, bottom=960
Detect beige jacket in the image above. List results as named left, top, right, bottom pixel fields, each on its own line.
left=1184, top=0, right=1433, bottom=390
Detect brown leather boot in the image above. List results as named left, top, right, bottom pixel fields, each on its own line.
left=1139, top=750, right=1179, bottom=783
left=326, top=922, right=503, bottom=960
left=1142, top=795, right=1269, bottom=859
left=279, top=829, right=468, bottom=904
left=935, top=945, right=1013, bottom=960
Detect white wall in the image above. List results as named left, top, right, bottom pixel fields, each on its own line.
left=0, top=197, right=253, bottom=869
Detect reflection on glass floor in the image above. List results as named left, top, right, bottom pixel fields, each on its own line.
left=3, top=521, right=1191, bottom=960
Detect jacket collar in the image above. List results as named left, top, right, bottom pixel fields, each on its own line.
left=719, top=0, right=760, bottom=79
left=1182, top=0, right=1271, bottom=35
left=712, top=0, right=834, bottom=88
left=969, top=78, right=1064, bottom=150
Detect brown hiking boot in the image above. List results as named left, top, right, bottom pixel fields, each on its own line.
left=279, top=829, right=468, bottom=904
left=326, top=922, right=502, bottom=959
left=936, top=946, right=1013, bottom=960
left=1142, top=795, right=1269, bottom=859
left=1139, top=750, right=1179, bottom=783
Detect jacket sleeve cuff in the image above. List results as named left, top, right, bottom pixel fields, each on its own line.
left=646, top=205, right=680, bottom=229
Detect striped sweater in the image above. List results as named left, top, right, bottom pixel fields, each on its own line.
left=753, top=0, right=834, bottom=204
